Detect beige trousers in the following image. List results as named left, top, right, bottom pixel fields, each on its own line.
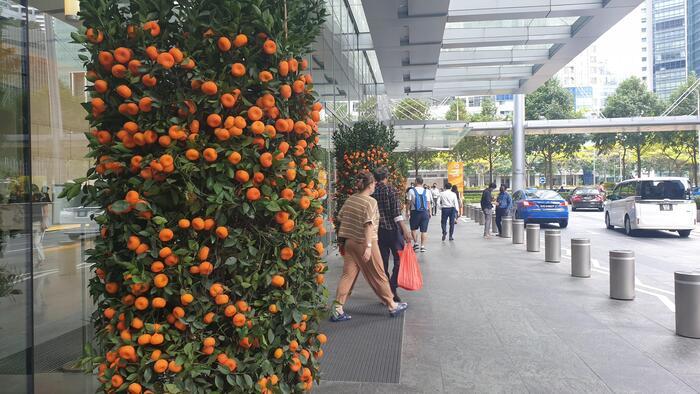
left=335, top=238, right=395, bottom=308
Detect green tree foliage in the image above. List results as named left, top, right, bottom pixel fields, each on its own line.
left=525, top=79, right=585, bottom=188
left=445, top=97, right=469, bottom=121
left=597, top=76, right=663, bottom=178
left=657, top=74, right=699, bottom=184
left=357, top=96, right=377, bottom=120
left=451, top=97, right=509, bottom=182
left=392, top=98, right=431, bottom=120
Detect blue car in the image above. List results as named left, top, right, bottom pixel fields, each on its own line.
left=691, top=187, right=700, bottom=198
left=513, top=189, right=569, bottom=228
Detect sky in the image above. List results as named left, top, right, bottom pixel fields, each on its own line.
left=580, top=4, right=643, bottom=81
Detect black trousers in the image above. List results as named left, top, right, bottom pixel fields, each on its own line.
left=378, top=227, right=403, bottom=296
left=495, top=208, right=508, bottom=234
left=440, top=207, right=456, bottom=238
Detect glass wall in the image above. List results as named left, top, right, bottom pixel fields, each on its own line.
left=0, top=1, right=379, bottom=392
left=1, top=2, right=95, bottom=393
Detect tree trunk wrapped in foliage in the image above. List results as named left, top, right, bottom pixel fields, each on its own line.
left=66, top=0, right=329, bottom=392
left=332, top=121, right=404, bottom=226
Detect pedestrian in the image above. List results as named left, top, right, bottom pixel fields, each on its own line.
left=597, top=181, right=606, bottom=195
left=407, top=176, right=431, bottom=252
left=372, top=167, right=412, bottom=303
left=495, top=184, right=512, bottom=236
left=430, top=183, right=440, bottom=216
left=481, top=182, right=496, bottom=238
left=451, top=184, right=463, bottom=223
left=439, top=183, right=460, bottom=241
left=331, top=171, right=408, bottom=322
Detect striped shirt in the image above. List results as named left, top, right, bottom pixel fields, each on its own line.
left=337, top=194, right=379, bottom=242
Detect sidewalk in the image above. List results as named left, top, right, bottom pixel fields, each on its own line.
left=317, top=217, right=700, bottom=393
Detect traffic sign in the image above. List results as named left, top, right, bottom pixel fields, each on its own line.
left=539, top=177, right=546, bottom=185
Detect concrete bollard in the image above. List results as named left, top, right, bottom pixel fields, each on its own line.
left=610, top=250, right=635, bottom=300
left=501, top=216, right=512, bottom=238
left=512, top=219, right=524, bottom=244
left=571, top=238, right=591, bottom=278
left=526, top=224, right=540, bottom=252
left=675, top=271, right=700, bottom=338
left=544, top=230, right=561, bottom=263
left=492, top=214, right=498, bottom=234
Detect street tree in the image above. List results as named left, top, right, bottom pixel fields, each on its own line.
left=602, top=76, right=663, bottom=178
left=392, top=98, right=431, bottom=120
left=525, top=79, right=585, bottom=188
left=657, top=74, right=699, bottom=184
left=445, top=97, right=469, bottom=121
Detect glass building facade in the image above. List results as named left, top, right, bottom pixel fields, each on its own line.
left=649, top=0, right=688, bottom=98
left=0, top=1, right=379, bottom=392
left=689, top=0, right=700, bottom=77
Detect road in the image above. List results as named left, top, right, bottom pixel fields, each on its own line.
left=526, top=210, right=699, bottom=309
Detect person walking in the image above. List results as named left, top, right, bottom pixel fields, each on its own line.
left=481, top=182, right=496, bottom=238
left=372, top=167, right=412, bottom=303
left=331, top=172, right=408, bottom=322
left=430, top=183, right=440, bottom=216
left=451, top=184, right=463, bottom=225
left=495, top=184, right=512, bottom=236
left=407, top=176, right=431, bottom=252
left=438, top=183, right=460, bottom=241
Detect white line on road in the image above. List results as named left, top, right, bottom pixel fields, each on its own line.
left=637, top=288, right=675, bottom=312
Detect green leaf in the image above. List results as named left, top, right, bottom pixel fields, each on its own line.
left=152, top=216, right=168, bottom=225
left=110, top=200, right=130, bottom=214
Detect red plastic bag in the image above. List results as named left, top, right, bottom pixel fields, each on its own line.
left=398, top=245, right=423, bottom=291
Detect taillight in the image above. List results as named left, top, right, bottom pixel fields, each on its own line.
left=560, top=201, right=568, bottom=206
left=522, top=200, right=532, bottom=207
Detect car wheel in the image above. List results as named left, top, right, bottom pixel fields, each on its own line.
left=624, top=216, right=636, bottom=236
left=605, top=213, right=613, bottom=229
left=678, top=230, right=691, bottom=238
left=559, top=220, right=568, bottom=229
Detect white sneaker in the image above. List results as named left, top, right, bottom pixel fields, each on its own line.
left=420, top=246, right=426, bottom=252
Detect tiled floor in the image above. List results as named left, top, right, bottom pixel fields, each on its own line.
left=317, top=218, right=700, bottom=393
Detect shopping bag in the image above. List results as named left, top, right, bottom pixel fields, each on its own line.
left=397, top=245, right=423, bottom=291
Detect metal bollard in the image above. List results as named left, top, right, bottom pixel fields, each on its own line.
left=544, top=230, right=561, bottom=263
left=492, top=214, right=498, bottom=234
left=512, top=219, right=524, bottom=244
left=571, top=238, right=591, bottom=278
left=501, top=216, right=512, bottom=238
left=478, top=209, right=484, bottom=225
left=469, top=205, right=474, bottom=220
left=526, top=224, right=540, bottom=252
left=675, top=271, right=700, bottom=338
left=610, top=250, right=635, bottom=300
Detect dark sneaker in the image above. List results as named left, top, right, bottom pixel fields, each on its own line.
left=420, top=246, right=426, bottom=252
left=412, top=243, right=419, bottom=251
left=330, top=312, right=352, bottom=322
left=393, top=294, right=402, bottom=303
left=449, top=237, right=454, bottom=241
left=442, top=233, right=446, bottom=241
left=389, top=302, right=408, bottom=317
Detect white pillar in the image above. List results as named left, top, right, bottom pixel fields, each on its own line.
left=512, top=94, right=525, bottom=191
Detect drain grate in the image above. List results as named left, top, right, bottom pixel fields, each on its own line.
left=319, top=297, right=403, bottom=384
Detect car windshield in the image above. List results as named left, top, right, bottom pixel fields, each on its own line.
left=525, top=190, right=562, bottom=200
left=575, top=188, right=599, bottom=195
left=638, top=180, right=687, bottom=200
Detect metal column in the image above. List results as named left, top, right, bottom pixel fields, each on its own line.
left=512, top=94, right=525, bottom=191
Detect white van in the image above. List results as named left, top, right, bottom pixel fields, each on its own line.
left=604, top=177, right=696, bottom=237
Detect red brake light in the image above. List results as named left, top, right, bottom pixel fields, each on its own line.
left=522, top=200, right=532, bottom=207
left=560, top=201, right=568, bottom=206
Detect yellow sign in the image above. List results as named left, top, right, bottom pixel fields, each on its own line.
left=447, top=162, right=464, bottom=193
left=318, top=169, right=328, bottom=187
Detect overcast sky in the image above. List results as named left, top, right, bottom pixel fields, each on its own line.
left=584, top=5, right=643, bottom=81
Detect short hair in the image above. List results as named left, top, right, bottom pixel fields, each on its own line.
left=373, top=166, right=389, bottom=182
left=445, top=182, right=452, bottom=189
left=489, top=182, right=497, bottom=189
left=415, top=176, right=424, bottom=185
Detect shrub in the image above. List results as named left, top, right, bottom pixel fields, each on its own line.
left=66, top=0, right=329, bottom=392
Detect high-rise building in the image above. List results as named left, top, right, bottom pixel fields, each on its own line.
left=644, top=0, right=688, bottom=98
left=689, top=0, right=700, bottom=76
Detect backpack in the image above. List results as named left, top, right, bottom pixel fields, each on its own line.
left=411, top=188, right=428, bottom=211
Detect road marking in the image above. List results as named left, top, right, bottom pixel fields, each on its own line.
left=637, top=288, right=675, bottom=312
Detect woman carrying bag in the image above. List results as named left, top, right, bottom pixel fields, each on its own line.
left=331, top=172, right=408, bottom=322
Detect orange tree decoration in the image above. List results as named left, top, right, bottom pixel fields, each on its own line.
left=64, top=0, right=330, bottom=392
left=331, top=121, right=405, bottom=226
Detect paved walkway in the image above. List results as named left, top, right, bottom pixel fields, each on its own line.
left=317, top=216, right=700, bottom=393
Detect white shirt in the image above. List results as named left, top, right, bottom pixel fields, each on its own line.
left=430, top=188, right=440, bottom=199
left=438, top=190, right=460, bottom=209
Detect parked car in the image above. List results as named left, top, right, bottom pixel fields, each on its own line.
left=513, top=189, right=569, bottom=228
left=604, top=177, right=696, bottom=237
left=569, top=187, right=604, bottom=211
left=690, top=186, right=700, bottom=198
